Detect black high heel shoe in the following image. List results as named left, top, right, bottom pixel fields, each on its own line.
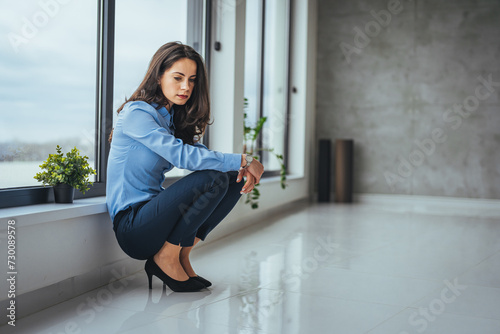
left=191, top=275, right=212, bottom=287
left=145, top=258, right=205, bottom=292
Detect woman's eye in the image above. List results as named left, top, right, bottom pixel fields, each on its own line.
left=189, top=78, right=196, bottom=83
left=174, top=77, right=182, bottom=81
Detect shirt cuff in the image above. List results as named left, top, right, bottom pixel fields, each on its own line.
left=225, top=153, right=242, bottom=171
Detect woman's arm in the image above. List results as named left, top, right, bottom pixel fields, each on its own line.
left=121, top=105, right=241, bottom=172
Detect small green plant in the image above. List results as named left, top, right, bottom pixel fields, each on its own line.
left=34, top=145, right=96, bottom=194
left=243, top=98, right=287, bottom=209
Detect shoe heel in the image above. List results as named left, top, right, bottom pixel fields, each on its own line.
left=147, top=272, right=153, bottom=289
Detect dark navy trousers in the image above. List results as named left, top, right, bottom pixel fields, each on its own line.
left=113, top=170, right=243, bottom=260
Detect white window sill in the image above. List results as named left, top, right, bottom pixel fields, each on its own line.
left=0, top=197, right=108, bottom=228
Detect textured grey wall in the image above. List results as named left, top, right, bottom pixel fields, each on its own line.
left=316, top=0, right=500, bottom=199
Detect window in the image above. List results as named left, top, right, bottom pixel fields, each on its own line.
left=244, top=0, right=291, bottom=173
left=0, top=1, right=98, bottom=189
left=243, top=0, right=263, bottom=143
left=0, top=0, right=206, bottom=208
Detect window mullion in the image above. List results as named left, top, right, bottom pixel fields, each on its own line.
left=257, top=0, right=266, bottom=160
left=283, top=0, right=291, bottom=172
left=96, top=0, right=115, bottom=184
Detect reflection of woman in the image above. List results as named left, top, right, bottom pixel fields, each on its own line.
left=106, top=42, right=264, bottom=292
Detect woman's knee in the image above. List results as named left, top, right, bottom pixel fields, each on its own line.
left=199, top=170, right=229, bottom=191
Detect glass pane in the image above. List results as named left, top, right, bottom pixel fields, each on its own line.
left=262, top=0, right=289, bottom=171
left=113, top=0, right=189, bottom=178
left=0, top=1, right=98, bottom=189
left=243, top=0, right=263, bottom=155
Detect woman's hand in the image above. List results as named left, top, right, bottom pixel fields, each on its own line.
left=237, top=168, right=256, bottom=194
left=239, top=154, right=264, bottom=183
left=246, top=158, right=264, bottom=184
left=237, top=155, right=264, bottom=194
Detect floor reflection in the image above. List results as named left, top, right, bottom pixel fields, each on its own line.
left=116, top=285, right=212, bottom=333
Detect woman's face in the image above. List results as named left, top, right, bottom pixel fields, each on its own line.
left=159, top=57, right=197, bottom=109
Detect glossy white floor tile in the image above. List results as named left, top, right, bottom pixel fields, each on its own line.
left=175, top=289, right=405, bottom=334
left=265, top=266, right=444, bottom=307
left=412, top=284, right=500, bottom=321
left=459, top=252, right=500, bottom=289
left=2, top=202, right=500, bottom=333
left=366, top=308, right=500, bottom=334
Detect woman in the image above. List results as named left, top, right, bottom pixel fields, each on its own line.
left=106, top=42, right=264, bottom=292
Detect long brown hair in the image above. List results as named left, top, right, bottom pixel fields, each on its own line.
left=109, top=41, right=211, bottom=145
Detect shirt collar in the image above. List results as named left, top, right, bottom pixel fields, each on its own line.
left=152, top=102, right=176, bottom=129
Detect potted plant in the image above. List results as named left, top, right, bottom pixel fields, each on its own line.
left=243, top=98, right=287, bottom=209
left=34, top=145, right=96, bottom=203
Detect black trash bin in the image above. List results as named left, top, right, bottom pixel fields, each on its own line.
left=317, top=139, right=331, bottom=202
left=335, top=139, right=354, bottom=203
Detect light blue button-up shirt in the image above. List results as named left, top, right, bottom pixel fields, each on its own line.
left=106, top=101, right=241, bottom=221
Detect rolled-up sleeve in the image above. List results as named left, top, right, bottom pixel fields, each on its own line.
left=122, top=107, right=241, bottom=172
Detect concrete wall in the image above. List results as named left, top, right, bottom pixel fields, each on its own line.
left=316, top=0, right=500, bottom=199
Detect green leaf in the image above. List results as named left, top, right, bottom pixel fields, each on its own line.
left=252, top=117, right=267, bottom=141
